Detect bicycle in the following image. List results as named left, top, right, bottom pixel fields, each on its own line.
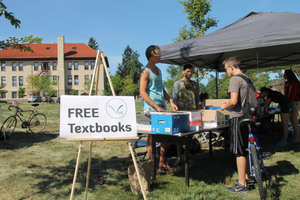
left=1, top=103, right=47, bottom=139
left=240, top=118, right=268, bottom=200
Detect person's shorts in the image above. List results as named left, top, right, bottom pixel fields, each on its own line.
left=292, top=101, right=300, bottom=111
left=229, top=117, right=249, bottom=156
left=280, top=103, right=293, bottom=114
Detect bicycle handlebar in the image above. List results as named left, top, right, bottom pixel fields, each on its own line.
left=8, top=105, right=23, bottom=112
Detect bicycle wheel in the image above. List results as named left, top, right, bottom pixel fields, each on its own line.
left=250, top=144, right=266, bottom=200
left=0, top=116, right=17, bottom=139
left=29, top=113, right=47, bottom=133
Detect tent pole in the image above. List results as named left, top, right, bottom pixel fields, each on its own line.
left=216, top=69, right=219, bottom=99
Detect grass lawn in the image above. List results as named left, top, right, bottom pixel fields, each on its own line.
left=0, top=102, right=300, bottom=200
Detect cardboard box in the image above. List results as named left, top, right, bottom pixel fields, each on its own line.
left=136, top=113, right=151, bottom=132
left=189, top=125, right=201, bottom=131
left=201, top=110, right=226, bottom=128
left=219, top=110, right=231, bottom=125
left=205, top=99, right=229, bottom=107
left=177, top=110, right=202, bottom=131
left=151, top=112, right=189, bottom=134
left=177, top=110, right=202, bottom=126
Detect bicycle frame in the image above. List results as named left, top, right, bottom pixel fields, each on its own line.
left=9, top=106, right=36, bottom=128
left=1, top=104, right=46, bottom=138
left=248, top=129, right=266, bottom=176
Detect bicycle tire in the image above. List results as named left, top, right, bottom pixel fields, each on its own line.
left=250, top=144, right=266, bottom=200
left=0, top=116, right=17, bottom=139
left=29, top=113, right=47, bottom=133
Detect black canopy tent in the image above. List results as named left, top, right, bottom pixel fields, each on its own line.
left=160, top=12, right=300, bottom=71
left=159, top=12, right=300, bottom=97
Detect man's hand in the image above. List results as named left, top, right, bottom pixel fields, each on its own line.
left=221, top=102, right=228, bottom=110
left=170, top=100, right=178, bottom=111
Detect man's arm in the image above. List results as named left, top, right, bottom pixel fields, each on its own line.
left=163, top=88, right=178, bottom=111
left=221, top=91, right=238, bottom=110
left=195, top=83, right=201, bottom=109
left=263, top=98, right=272, bottom=111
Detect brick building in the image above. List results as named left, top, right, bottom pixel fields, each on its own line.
left=0, top=36, right=107, bottom=101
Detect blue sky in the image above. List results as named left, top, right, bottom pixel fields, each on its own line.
left=1, top=0, right=300, bottom=81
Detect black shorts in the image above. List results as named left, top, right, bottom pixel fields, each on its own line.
left=229, top=117, right=249, bottom=156
left=280, top=103, right=293, bottom=113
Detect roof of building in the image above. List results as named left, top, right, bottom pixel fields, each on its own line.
left=0, top=43, right=97, bottom=59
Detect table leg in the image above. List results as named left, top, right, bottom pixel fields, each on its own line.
left=184, top=139, right=190, bottom=187
left=152, top=136, right=156, bottom=181
left=209, top=131, right=212, bottom=158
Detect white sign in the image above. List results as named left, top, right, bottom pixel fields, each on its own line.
left=60, top=95, right=137, bottom=139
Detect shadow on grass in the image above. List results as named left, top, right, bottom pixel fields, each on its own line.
left=264, top=160, right=299, bottom=200
left=21, top=155, right=135, bottom=199
left=0, top=131, right=58, bottom=150
left=172, top=148, right=237, bottom=184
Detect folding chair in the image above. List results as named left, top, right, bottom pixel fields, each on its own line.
left=130, top=137, right=148, bottom=161
left=196, top=130, right=223, bottom=146
left=129, top=134, right=161, bottom=161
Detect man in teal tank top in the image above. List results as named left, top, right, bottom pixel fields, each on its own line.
left=140, top=45, right=178, bottom=173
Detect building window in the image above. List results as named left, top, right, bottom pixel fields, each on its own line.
left=42, top=62, right=49, bottom=72
left=34, top=62, right=39, bottom=71
left=68, top=62, right=72, bottom=70
left=68, top=75, right=72, bottom=85
left=12, top=76, right=17, bottom=86
left=84, top=75, right=89, bottom=84
left=52, top=62, right=57, bottom=70
left=18, top=62, right=23, bottom=71
left=12, top=62, right=17, bottom=71
left=1, top=62, right=6, bottom=71
left=12, top=92, right=17, bottom=98
left=1, top=76, right=6, bottom=85
left=74, top=61, right=79, bottom=70
left=74, top=75, right=79, bottom=85
left=53, top=75, right=58, bottom=85
left=91, top=61, right=95, bottom=70
left=19, top=76, right=23, bottom=86
left=84, top=61, right=89, bottom=70
left=1, top=93, right=6, bottom=99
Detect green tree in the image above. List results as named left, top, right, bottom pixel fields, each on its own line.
left=39, top=75, right=54, bottom=94
left=106, top=45, right=142, bottom=96
left=0, top=0, right=42, bottom=51
left=26, top=75, right=40, bottom=95
left=103, top=74, right=124, bottom=96
left=116, top=45, right=142, bottom=83
left=165, top=0, right=218, bottom=96
left=83, top=79, right=95, bottom=95
left=174, top=0, right=218, bottom=42
left=120, top=76, right=136, bottom=96
left=70, top=89, right=78, bottom=95
left=18, top=87, right=26, bottom=98
left=0, top=84, right=7, bottom=98
left=247, top=72, right=271, bottom=91
left=164, top=65, right=183, bottom=95
left=174, top=24, right=199, bottom=41
left=88, top=37, right=99, bottom=51
left=206, top=74, right=217, bottom=99
left=217, top=74, right=230, bottom=99
left=26, top=75, right=55, bottom=96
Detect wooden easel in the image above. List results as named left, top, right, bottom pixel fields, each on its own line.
left=68, top=50, right=147, bottom=200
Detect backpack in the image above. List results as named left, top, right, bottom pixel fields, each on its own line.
left=235, top=74, right=264, bottom=121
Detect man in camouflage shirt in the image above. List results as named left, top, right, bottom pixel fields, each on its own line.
left=172, top=64, right=200, bottom=166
